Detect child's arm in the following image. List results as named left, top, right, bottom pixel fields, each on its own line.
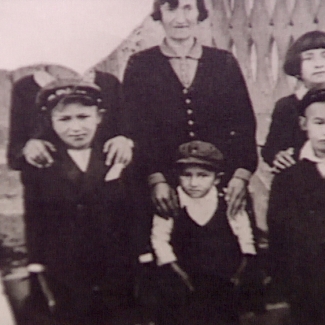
left=151, top=214, right=194, bottom=291
left=21, top=165, right=46, bottom=266
left=228, top=210, right=256, bottom=255
left=151, top=214, right=176, bottom=266
left=261, top=97, right=298, bottom=169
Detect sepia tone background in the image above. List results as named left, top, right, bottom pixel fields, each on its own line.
left=0, top=0, right=323, bottom=277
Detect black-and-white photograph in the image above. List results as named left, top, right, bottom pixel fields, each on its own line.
left=1, top=0, right=325, bottom=324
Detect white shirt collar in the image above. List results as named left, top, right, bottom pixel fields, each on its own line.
left=177, top=185, right=218, bottom=226
left=294, top=82, right=308, bottom=100
left=67, top=148, right=91, bottom=172
left=300, top=140, right=325, bottom=177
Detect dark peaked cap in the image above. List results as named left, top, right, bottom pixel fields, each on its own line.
left=36, top=78, right=102, bottom=111
left=176, top=140, right=224, bottom=168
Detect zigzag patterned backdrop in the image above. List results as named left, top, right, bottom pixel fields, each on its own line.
left=1, top=0, right=324, bottom=250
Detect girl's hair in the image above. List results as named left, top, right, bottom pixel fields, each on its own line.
left=284, top=30, right=325, bottom=77
left=151, top=0, right=208, bottom=22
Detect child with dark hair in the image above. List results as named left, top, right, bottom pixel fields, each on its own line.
left=268, top=88, right=325, bottom=325
left=21, top=79, right=135, bottom=325
left=151, top=141, right=259, bottom=325
left=262, top=30, right=325, bottom=172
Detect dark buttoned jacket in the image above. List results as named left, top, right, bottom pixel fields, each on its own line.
left=262, top=94, right=306, bottom=167
left=21, top=138, right=133, bottom=290
left=8, top=71, right=130, bottom=170
left=268, top=160, right=325, bottom=311
left=123, top=46, right=257, bottom=184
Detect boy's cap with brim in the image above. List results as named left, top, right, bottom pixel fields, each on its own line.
left=176, top=141, right=223, bottom=168
left=36, top=78, right=102, bottom=111
left=299, top=88, right=325, bottom=116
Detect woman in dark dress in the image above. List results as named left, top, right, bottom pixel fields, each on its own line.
left=123, top=0, right=257, bottom=254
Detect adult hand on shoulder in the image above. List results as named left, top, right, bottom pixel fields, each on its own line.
left=23, top=139, right=56, bottom=168
left=225, top=177, right=247, bottom=219
left=273, top=147, right=296, bottom=172
left=151, top=182, right=179, bottom=218
left=104, top=135, right=133, bottom=166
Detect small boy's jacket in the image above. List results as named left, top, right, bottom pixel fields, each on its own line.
left=151, top=186, right=256, bottom=280
left=21, top=138, right=132, bottom=289
left=268, top=142, right=325, bottom=297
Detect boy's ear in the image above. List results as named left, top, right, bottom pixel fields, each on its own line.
left=299, top=115, right=307, bottom=131
left=214, top=172, right=224, bottom=185
left=97, top=108, right=106, bottom=123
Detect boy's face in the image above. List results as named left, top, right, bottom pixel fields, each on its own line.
left=179, top=165, right=219, bottom=198
left=301, top=48, right=325, bottom=88
left=300, top=102, right=325, bottom=158
left=51, top=103, right=102, bottom=150
left=160, top=0, right=199, bottom=42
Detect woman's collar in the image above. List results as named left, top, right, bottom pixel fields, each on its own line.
left=160, top=37, right=202, bottom=59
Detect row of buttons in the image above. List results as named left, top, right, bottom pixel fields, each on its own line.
left=184, top=88, right=196, bottom=138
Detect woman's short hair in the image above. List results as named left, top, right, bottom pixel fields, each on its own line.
left=151, top=0, right=208, bottom=22
left=284, top=30, right=325, bottom=77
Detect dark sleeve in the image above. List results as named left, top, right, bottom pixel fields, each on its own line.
left=7, top=77, right=42, bottom=170
left=267, top=171, right=291, bottom=285
left=122, top=54, right=153, bottom=172
left=223, top=53, right=257, bottom=176
left=21, top=165, right=46, bottom=264
left=95, top=71, right=133, bottom=142
left=261, top=96, right=298, bottom=167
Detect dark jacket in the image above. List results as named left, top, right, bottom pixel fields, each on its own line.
left=123, top=46, right=257, bottom=184
left=8, top=70, right=130, bottom=170
left=261, top=94, right=306, bottom=167
left=21, top=137, right=133, bottom=292
left=268, top=160, right=325, bottom=323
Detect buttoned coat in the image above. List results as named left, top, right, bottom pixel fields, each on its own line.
left=8, top=70, right=130, bottom=170
left=21, top=137, right=133, bottom=295
left=123, top=46, right=257, bottom=185
left=268, top=159, right=325, bottom=324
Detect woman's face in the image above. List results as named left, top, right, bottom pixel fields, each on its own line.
left=301, top=48, right=325, bottom=88
left=160, top=0, right=199, bottom=42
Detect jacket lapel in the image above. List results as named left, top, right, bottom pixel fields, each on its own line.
left=78, top=144, right=107, bottom=199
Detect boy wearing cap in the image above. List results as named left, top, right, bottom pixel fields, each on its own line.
left=150, top=141, right=258, bottom=325
left=268, top=88, right=325, bottom=325
left=21, top=79, right=134, bottom=324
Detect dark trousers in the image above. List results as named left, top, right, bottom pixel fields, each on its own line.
left=24, top=271, right=138, bottom=325
left=142, top=266, right=239, bottom=325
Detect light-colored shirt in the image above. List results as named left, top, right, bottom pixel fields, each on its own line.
left=159, top=38, right=202, bottom=89
left=151, top=186, right=256, bottom=266
left=67, top=148, right=92, bottom=172
left=300, top=140, right=325, bottom=177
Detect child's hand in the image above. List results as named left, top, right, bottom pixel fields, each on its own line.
left=23, top=139, right=56, bottom=168
left=272, top=147, right=296, bottom=172
left=151, top=183, right=179, bottom=218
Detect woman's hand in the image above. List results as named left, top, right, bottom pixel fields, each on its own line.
left=23, top=139, right=56, bottom=168
left=225, top=177, right=247, bottom=219
left=103, top=136, right=133, bottom=166
left=273, top=147, right=296, bottom=172
left=151, top=182, right=179, bottom=218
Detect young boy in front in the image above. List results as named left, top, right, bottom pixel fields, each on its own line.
left=151, top=141, right=258, bottom=325
left=21, top=79, right=134, bottom=324
left=268, top=88, right=325, bottom=325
